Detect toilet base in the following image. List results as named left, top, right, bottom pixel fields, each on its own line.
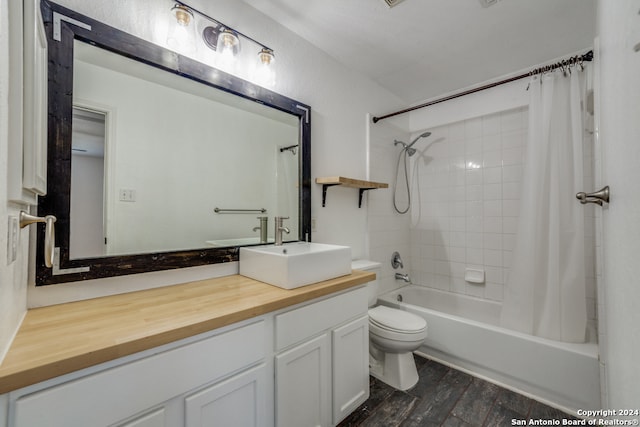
left=369, top=349, right=419, bottom=391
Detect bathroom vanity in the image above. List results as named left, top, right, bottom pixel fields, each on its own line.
left=0, top=271, right=373, bottom=427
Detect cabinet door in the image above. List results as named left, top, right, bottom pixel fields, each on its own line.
left=185, top=364, right=269, bottom=427
left=7, top=0, right=48, bottom=204
left=276, top=334, right=330, bottom=427
left=332, top=316, right=369, bottom=425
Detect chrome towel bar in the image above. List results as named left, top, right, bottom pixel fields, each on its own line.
left=214, top=207, right=267, bottom=213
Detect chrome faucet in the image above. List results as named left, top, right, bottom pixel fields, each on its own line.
left=395, top=273, right=411, bottom=283
left=274, top=216, right=290, bottom=246
left=253, top=216, right=268, bottom=243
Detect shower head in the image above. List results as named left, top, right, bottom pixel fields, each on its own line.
left=279, top=144, right=298, bottom=155
left=405, top=131, right=431, bottom=150
left=393, top=131, right=431, bottom=157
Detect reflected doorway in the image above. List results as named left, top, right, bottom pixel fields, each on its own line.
left=70, top=107, right=106, bottom=259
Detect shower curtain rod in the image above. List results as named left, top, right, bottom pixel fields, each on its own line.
left=372, top=50, right=593, bottom=124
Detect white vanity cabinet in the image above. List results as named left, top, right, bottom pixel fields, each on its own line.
left=6, top=319, right=271, bottom=427
left=0, top=284, right=370, bottom=427
left=274, top=286, right=369, bottom=427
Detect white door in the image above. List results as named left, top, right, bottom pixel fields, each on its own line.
left=275, top=334, right=330, bottom=427
left=596, top=0, right=640, bottom=408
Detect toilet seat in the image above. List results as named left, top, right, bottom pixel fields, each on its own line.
left=368, top=305, right=427, bottom=333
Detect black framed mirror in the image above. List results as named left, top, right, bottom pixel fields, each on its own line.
left=36, top=1, right=311, bottom=285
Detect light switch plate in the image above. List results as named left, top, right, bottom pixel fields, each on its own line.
left=7, top=216, right=19, bottom=264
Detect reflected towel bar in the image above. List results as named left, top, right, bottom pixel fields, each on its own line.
left=214, top=207, right=267, bottom=213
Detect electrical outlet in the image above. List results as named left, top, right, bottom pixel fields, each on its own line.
left=311, top=217, right=317, bottom=232
left=7, top=215, right=19, bottom=264
left=119, top=189, right=136, bottom=202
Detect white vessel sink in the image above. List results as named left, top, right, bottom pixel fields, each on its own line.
left=239, top=242, right=352, bottom=289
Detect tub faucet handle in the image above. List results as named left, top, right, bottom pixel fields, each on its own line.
left=391, top=251, right=404, bottom=269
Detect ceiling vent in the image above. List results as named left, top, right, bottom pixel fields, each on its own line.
left=478, top=0, right=502, bottom=7
left=383, top=0, right=407, bottom=8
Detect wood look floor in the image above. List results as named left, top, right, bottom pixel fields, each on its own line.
left=339, top=355, right=579, bottom=427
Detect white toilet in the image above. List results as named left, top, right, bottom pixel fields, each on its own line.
left=352, top=260, right=428, bottom=391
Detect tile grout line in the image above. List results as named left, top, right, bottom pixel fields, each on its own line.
left=481, top=392, right=501, bottom=427
left=439, top=378, right=474, bottom=427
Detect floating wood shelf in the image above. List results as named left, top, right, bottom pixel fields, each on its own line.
left=315, top=176, right=389, bottom=208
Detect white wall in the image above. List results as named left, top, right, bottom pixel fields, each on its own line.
left=19, top=0, right=405, bottom=309
left=596, top=0, right=640, bottom=410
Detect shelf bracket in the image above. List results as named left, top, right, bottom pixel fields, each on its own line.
left=321, top=183, right=340, bottom=207
left=358, top=188, right=375, bottom=208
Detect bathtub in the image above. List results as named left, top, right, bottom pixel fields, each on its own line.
left=378, top=285, right=600, bottom=412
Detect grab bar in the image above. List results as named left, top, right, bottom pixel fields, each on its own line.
left=20, top=211, right=56, bottom=268
left=214, top=207, right=267, bottom=213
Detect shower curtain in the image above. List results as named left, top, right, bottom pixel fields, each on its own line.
left=501, top=69, right=587, bottom=343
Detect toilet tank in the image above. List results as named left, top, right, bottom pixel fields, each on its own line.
left=351, top=260, right=381, bottom=307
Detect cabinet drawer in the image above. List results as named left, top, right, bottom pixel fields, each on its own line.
left=275, top=286, right=367, bottom=351
left=11, top=320, right=266, bottom=427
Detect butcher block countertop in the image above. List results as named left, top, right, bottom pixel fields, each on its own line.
left=0, top=270, right=374, bottom=394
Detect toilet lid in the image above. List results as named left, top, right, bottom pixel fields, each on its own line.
left=368, top=305, right=427, bottom=333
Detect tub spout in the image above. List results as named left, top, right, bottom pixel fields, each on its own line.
left=395, top=273, right=411, bottom=283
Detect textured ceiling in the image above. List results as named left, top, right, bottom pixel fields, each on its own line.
left=243, top=0, right=596, bottom=105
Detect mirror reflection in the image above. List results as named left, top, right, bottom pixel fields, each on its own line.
left=69, top=41, right=300, bottom=259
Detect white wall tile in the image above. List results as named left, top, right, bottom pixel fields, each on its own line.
left=484, top=249, right=503, bottom=267
left=503, top=182, right=521, bottom=200
left=502, top=147, right=524, bottom=166
left=466, top=232, right=483, bottom=249
left=484, top=217, right=502, bottom=233
left=502, top=164, right=523, bottom=183
left=501, top=109, right=524, bottom=132
left=501, top=130, right=525, bottom=148
left=483, top=150, right=503, bottom=168
left=389, top=105, right=596, bottom=325
left=465, top=137, right=483, bottom=155
left=482, top=113, right=501, bottom=136
left=483, top=200, right=502, bottom=217
left=483, top=167, right=502, bottom=184
left=465, top=117, right=483, bottom=138
left=483, top=183, right=502, bottom=200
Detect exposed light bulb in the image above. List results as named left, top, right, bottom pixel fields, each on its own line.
left=216, top=29, right=240, bottom=57
left=252, top=48, right=276, bottom=87
left=167, top=5, right=196, bottom=54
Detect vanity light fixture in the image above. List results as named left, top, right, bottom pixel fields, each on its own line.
left=168, top=1, right=276, bottom=85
